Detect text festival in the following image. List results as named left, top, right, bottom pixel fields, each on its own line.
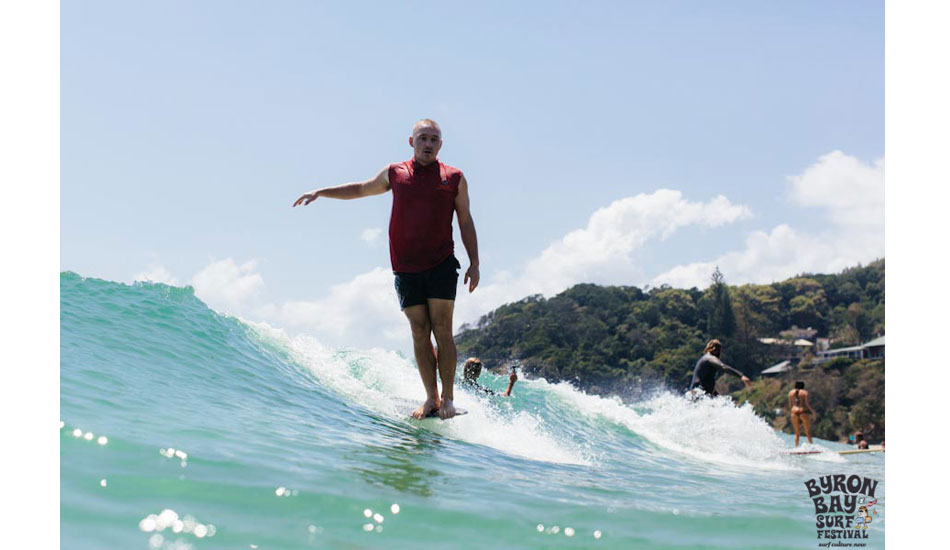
left=804, top=474, right=878, bottom=541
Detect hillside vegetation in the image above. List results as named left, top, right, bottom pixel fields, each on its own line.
left=456, top=260, right=884, bottom=441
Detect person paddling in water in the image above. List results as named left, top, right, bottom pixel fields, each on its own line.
left=788, top=381, right=816, bottom=446
left=462, top=357, right=517, bottom=397
left=688, top=339, right=752, bottom=396
left=293, top=119, right=480, bottom=419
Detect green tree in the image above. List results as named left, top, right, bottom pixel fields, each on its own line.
left=705, top=267, right=737, bottom=339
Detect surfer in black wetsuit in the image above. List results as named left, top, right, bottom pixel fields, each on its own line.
left=688, top=339, right=752, bottom=396
left=462, top=357, right=517, bottom=397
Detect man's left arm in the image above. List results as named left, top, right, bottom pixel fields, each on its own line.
left=712, top=356, right=752, bottom=387
left=455, top=174, right=480, bottom=293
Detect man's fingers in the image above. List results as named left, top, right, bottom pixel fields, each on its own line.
left=293, top=194, right=316, bottom=207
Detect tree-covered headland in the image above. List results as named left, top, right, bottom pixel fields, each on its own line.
left=456, top=260, right=884, bottom=442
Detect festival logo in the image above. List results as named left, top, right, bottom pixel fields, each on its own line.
left=804, top=474, right=881, bottom=547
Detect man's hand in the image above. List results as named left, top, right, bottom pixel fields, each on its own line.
left=293, top=190, right=319, bottom=207
left=464, top=264, right=480, bottom=292
left=741, top=375, right=752, bottom=388
left=509, top=372, right=518, bottom=384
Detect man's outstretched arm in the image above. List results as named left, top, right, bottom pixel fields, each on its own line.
left=292, top=167, right=390, bottom=206
left=710, top=355, right=752, bottom=387
left=454, top=174, right=480, bottom=292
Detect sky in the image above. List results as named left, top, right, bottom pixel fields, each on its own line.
left=61, top=0, right=884, bottom=354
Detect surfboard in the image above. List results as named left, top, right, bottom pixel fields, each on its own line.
left=784, top=449, right=884, bottom=456
left=417, top=407, right=468, bottom=419
left=394, top=398, right=468, bottom=419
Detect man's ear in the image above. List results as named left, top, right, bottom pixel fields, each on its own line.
left=408, top=136, right=414, bottom=147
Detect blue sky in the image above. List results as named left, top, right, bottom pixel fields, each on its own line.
left=61, top=1, right=883, bottom=351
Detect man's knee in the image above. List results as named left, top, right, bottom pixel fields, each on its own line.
left=408, top=318, right=431, bottom=340
left=430, top=318, right=454, bottom=342
left=403, top=307, right=432, bottom=340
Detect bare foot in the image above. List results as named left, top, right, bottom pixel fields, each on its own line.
left=438, top=399, right=458, bottom=420
left=411, top=397, right=440, bottom=419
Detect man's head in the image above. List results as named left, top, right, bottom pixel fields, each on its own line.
left=463, top=357, right=482, bottom=382
left=704, top=339, right=722, bottom=357
left=794, top=380, right=805, bottom=390
left=409, top=119, right=442, bottom=165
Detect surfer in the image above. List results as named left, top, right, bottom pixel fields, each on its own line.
left=293, top=119, right=480, bottom=419
left=462, top=357, right=517, bottom=397
left=687, top=339, right=752, bottom=396
left=788, top=381, right=816, bottom=446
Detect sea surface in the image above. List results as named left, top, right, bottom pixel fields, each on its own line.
left=60, top=272, right=885, bottom=549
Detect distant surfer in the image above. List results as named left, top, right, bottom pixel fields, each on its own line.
left=788, top=381, right=816, bottom=446
left=293, top=119, right=480, bottom=419
left=462, top=357, right=517, bottom=397
left=687, top=339, right=752, bottom=397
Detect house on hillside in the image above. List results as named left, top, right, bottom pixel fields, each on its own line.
left=760, top=359, right=793, bottom=376
left=815, top=335, right=885, bottom=363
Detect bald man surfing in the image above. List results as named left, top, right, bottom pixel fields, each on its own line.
left=293, top=119, right=480, bottom=419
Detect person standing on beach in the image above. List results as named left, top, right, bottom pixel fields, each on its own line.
left=292, top=119, right=480, bottom=419
left=788, top=380, right=816, bottom=446
left=688, top=339, right=752, bottom=396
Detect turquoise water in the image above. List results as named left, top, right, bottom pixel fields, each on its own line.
left=60, top=271, right=885, bottom=549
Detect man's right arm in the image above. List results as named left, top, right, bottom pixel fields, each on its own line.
left=292, top=167, right=390, bottom=206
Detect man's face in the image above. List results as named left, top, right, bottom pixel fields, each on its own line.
left=409, top=125, right=442, bottom=164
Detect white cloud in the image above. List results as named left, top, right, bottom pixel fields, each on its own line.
left=652, top=152, right=884, bottom=288
left=519, top=190, right=751, bottom=295
left=652, top=225, right=841, bottom=288
left=454, top=190, right=752, bottom=329
left=787, top=150, right=884, bottom=230
left=277, top=267, right=408, bottom=349
left=360, top=227, right=383, bottom=246
left=191, top=259, right=269, bottom=315
left=133, top=264, right=179, bottom=286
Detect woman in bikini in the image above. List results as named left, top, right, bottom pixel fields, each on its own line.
left=788, top=380, right=816, bottom=446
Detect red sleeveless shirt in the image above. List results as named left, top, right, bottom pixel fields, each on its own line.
left=388, top=158, right=462, bottom=273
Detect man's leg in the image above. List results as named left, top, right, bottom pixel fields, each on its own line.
left=404, top=305, right=440, bottom=419
left=427, top=298, right=458, bottom=419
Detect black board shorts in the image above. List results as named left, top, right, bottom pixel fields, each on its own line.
left=393, top=255, right=461, bottom=310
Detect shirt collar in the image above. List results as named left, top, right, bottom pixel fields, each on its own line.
left=411, top=157, right=440, bottom=171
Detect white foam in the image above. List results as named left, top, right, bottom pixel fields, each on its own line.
left=631, top=392, right=795, bottom=471
left=535, top=379, right=796, bottom=472
left=792, top=442, right=847, bottom=463
left=244, top=322, right=590, bottom=465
